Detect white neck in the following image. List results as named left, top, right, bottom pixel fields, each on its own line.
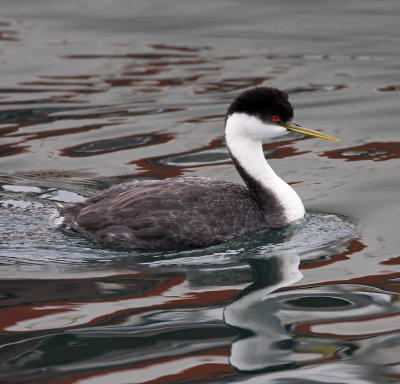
left=225, top=113, right=305, bottom=224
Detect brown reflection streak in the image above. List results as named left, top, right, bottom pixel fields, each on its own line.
left=0, top=275, right=139, bottom=307
left=269, top=145, right=308, bottom=159
left=150, top=44, right=212, bottom=52
left=0, top=273, right=240, bottom=332
left=129, top=136, right=225, bottom=179
left=266, top=54, right=329, bottom=60
left=133, top=158, right=186, bottom=179
left=300, top=239, right=366, bottom=270
left=321, top=141, right=400, bottom=162
left=195, top=77, right=270, bottom=94
left=156, top=75, right=201, bottom=87
left=103, top=75, right=201, bottom=88
left=378, top=85, right=400, bottom=92
left=0, top=98, right=88, bottom=106
left=20, top=81, right=98, bottom=87
left=0, top=87, right=105, bottom=94
left=0, top=121, right=123, bottom=157
left=295, top=271, right=399, bottom=295
left=264, top=137, right=310, bottom=159
left=0, top=30, right=19, bottom=41
left=122, top=68, right=161, bottom=76
left=39, top=75, right=96, bottom=80
left=380, top=255, right=400, bottom=266
left=11, top=122, right=117, bottom=141
left=293, top=308, right=399, bottom=339
left=62, top=53, right=198, bottom=60
left=148, top=59, right=211, bottom=67
left=130, top=136, right=308, bottom=179
left=0, top=125, right=19, bottom=135
left=218, top=56, right=246, bottom=60
left=184, top=114, right=224, bottom=124
left=52, top=347, right=236, bottom=384
left=0, top=142, right=29, bottom=157
left=287, top=271, right=399, bottom=340
left=60, top=131, right=174, bottom=158
left=148, top=361, right=236, bottom=384
left=0, top=274, right=185, bottom=331
left=309, top=83, right=346, bottom=91
left=2, top=102, right=181, bottom=153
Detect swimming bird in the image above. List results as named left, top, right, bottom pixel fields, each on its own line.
left=59, top=87, right=338, bottom=250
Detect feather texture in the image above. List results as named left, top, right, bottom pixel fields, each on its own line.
left=60, top=177, right=270, bottom=249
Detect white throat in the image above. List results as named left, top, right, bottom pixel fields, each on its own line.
left=225, top=113, right=305, bottom=223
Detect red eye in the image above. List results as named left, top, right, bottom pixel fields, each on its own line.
left=272, top=115, right=280, bottom=122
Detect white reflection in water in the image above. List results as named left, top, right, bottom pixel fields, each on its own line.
left=224, top=254, right=303, bottom=372
left=223, top=253, right=398, bottom=374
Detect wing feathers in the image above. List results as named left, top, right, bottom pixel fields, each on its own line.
left=60, top=177, right=268, bottom=249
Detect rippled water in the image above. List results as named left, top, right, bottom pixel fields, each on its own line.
left=1, top=1, right=400, bottom=383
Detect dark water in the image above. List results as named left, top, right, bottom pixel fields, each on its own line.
left=1, top=1, right=400, bottom=383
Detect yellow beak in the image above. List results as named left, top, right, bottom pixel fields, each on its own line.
left=282, top=122, right=339, bottom=142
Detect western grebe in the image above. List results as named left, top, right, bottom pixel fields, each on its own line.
left=59, top=87, right=338, bottom=250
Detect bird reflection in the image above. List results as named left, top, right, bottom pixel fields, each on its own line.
left=223, top=253, right=303, bottom=373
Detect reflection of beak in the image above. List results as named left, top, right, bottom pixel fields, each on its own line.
left=282, top=121, right=340, bottom=141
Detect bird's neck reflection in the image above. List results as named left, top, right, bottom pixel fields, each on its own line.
left=224, top=254, right=303, bottom=373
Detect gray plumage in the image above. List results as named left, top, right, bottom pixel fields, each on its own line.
left=59, top=177, right=273, bottom=250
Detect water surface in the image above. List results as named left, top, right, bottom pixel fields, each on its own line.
left=0, top=1, right=399, bottom=383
